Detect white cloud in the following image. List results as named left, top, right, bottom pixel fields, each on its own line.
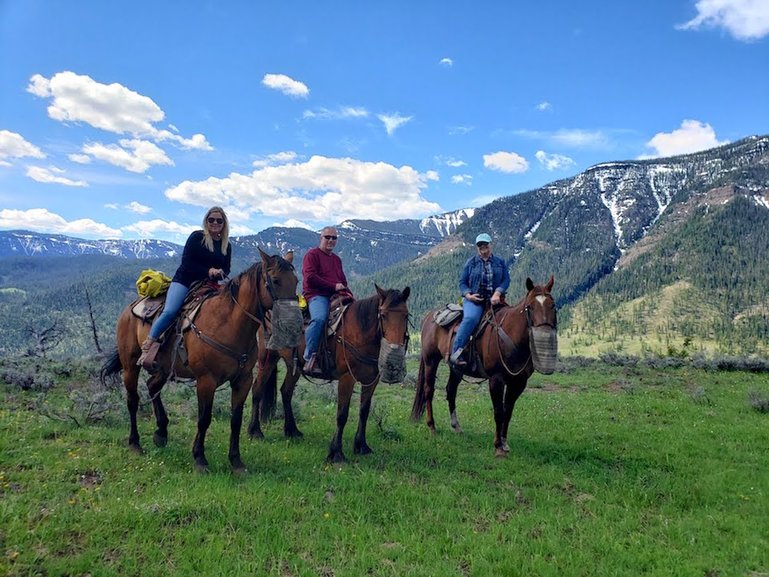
left=68, top=153, right=91, bottom=164
left=253, top=151, right=298, bottom=168
left=443, top=157, right=467, bottom=168
left=127, top=201, right=152, bottom=214
left=535, top=150, right=576, bottom=170
left=536, top=101, right=552, bottom=111
left=677, top=0, right=769, bottom=41
left=483, top=151, right=529, bottom=174
left=643, top=120, right=727, bottom=157
left=451, top=174, right=473, bottom=185
left=0, top=130, right=45, bottom=162
left=303, top=106, right=368, bottom=120
left=0, top=208, right=120, bottom=237
left=26, top=165, right=88, bottom=187
left=516, top=128, right=610, bottom=148
left=82, top=139, right=174, bottom=173
left=439, top=57, right=454, bottom=67
left=448, top=126, right=474, bottom=135
left=377, top=113, right=413, bottom=136
left=26, top=71, right=212, bottom=151
left=122, top=218, right=196, bottom=237
left=262, top=73, right=310, bottom=98
left=165, top=155, right=441, bottom=222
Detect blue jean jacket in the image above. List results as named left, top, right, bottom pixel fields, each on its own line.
left=458, top=254, right=510, bottom=298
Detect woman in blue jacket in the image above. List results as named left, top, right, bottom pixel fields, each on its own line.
left=450, top=233, right=510, bottom=367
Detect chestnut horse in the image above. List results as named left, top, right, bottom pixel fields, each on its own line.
left=411, top=277, right=557, bottom=457
left=100, top=249, right=300, bottom=473
left=249, top=285, right=410, bottom=463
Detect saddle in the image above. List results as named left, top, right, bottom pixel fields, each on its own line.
left=444, top=302, right=506, bottom=376
left=133, top=280, right=223, bottom=373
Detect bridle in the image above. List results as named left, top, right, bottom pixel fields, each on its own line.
left=336, top=299, right=410, bottom=387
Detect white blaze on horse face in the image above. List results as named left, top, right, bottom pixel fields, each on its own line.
left=536, top=295, right=547, bottom=305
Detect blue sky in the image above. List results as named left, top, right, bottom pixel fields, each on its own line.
left=1, top=0, right=768, bottom=243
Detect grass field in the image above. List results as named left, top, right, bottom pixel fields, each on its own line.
left=1, top=358, right=768, bottom=577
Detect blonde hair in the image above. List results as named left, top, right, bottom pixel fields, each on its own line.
left=201, top=206, right=230, bottom=254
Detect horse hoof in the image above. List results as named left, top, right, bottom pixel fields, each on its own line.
left=495, top=448, right=508, bottom=458
left=194, top=462, right=209, bottom=474
left=128, top=442, right=144, bottom=455
left=451, top=425, right=463, bottom=434
left=248, top=430, right=265, bottom=441
left=153, top=433, right=168, bottom=447
left=327, top=453, right=346, bottom=464
left=232, top=465, right=248, bottom=477
left=286, top=429, right=304, bottom=439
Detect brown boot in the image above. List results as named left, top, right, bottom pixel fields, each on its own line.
left=137, top=336, right=160, bottom=370
left=303, top=353, right=324, bottom=377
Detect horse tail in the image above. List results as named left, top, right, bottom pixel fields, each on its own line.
left=100, top=348, right=123, bottom=389
left=259, top=362, right=279, bottom=423
left=411, top=356, right=428, bottom=421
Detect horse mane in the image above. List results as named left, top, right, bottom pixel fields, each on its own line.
left=353, top=288, right=406, bottom=332
left=224, top=254, right=295, bottom=299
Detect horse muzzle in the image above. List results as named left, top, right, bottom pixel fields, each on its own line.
left=378, top=338, right=407, bottom=384
left=267, top=299, right=304, bottom=350
left=530, top=326, right=557, bottom=375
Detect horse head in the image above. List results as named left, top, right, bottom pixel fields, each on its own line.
left=255, top=247, right=302, bottom=349
left=523, top=275, right=557, bottom=374
left=374, top=284, right=410, bottom=383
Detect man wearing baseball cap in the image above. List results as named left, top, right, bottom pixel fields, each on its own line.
left=450, top=232, right=510, bottom=368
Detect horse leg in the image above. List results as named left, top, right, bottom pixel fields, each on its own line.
left=353, top=382, right=378, bottom=455
left=327, top=374, right=354, bottom=463
left=147, top=371, right=170, bottom=447
left=192, top=376, right=216, bottom=473
left=500, top=376, right=528, bottom=455
left=123, top=364, right=143, bottom=453
left=446, top=368, right=463, bottom=433
left=489, top=374, right=508, bottom=458
left=280, top=359, right=303, bottom=439
left=423, top=358, right=439, bottom=435
left=228, top=373, right=251, bottom=475
left=248, top=361, right=273, bottom=440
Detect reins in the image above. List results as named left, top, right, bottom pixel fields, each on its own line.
left=489, top=305, right=532, bottom=377
left=336, top=303, right=382, bottom=388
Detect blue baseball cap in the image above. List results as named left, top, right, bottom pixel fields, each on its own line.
left=475, top=233, right=492, bottom=245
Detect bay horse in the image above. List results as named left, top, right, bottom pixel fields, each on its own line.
left=100, top=248, right=300, bottom=473
left=249, top=285, right=410, bottom=463
left=411, top=277, right=557, bottom=457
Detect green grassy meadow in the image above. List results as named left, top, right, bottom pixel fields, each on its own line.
left=1, top=359, right=768, bottom=577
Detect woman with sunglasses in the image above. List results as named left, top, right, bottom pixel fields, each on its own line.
left=138, top=206, right=232, bottom=369
left=449, top=232, right=510, bottom=369
left=301, top=226, right=351, bottom=376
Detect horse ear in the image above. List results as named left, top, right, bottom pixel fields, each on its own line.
left=546, top=275, right=554, bottom=292
left=284, top=250, right=294, bottom=264
left=526, top=277, right=534, bottom=292
left=258, top=247, right=270, bottom=264
left=401, top=286, right=410, bottom=301
left=375, top=283, right=386, bottom=300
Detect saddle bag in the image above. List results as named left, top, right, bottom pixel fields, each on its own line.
left=433, top=303, right=463, bottom=327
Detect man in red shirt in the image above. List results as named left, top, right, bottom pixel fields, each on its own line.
left=302, top=226, right=351, bottom=376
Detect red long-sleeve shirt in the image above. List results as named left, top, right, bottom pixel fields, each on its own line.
left=301, top=247, right=348, bottom=301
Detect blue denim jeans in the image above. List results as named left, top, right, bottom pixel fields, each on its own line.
left=451, top=298, right=484, bottom=354
left=149, top=281, right=188, bottom=339
left=303, top=295, right=329, bottom=361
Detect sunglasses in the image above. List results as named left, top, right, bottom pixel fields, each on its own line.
left=207, top=217, right=224, bottom=224
left=323, top=235, right=338, bottom=240
left=476, top=242, right=489, bottom=248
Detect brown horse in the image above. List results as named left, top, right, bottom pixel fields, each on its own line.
left=100, top=249, right=300, bottom=473
left=411, top=277, right=557, bottom=457
left=249, top=285, right=410, bottom=463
